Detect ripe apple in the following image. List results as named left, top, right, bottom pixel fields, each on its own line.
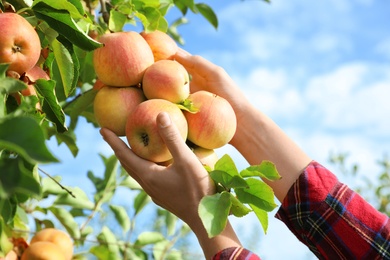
left=93, top=31, right=154, bottom=87
left=192, top=146, right=219, bottom=170
left=11, top=65, right=49, bottom=109
left=126, top=99, right=188, bottom=162
left=29, top=228, right=73, bottom=260
left=94, top=86, right=146, bottom=136
left=140, top=30, right=178, bottom=61
left=0, top=12, right=41, bottom=75
left=183, top=90, right=237, bottom=149
left=142, top=60, right=190, bottom=103
left=21, top=241, right=66, bottom=260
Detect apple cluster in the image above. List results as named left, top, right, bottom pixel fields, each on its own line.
left=0, top=12, right=50, bottom=108
left=93, top=30, right=237, bottom=167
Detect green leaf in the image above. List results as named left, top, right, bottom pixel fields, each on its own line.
left=109, top=205, right=131, bottom=233
left=195, top=3, right=218, bottom=29
left=94, top=226, right=120, bottom=258
left=34, top=78, right=68, bottom=133
left=134, top=190, right=151, bottom=216
left=235, top=178, right=278, bottom=212
left=135, top=231, right=165, bottom=247
left=228, top=193, right=252, bottom=217
left=49, top=206, right=80, bottom=239
left=109, top=9, right=127, bottom=32
left=0, top=219, right=13, bottom=257
left=55, top=131, right=78, bottom=157
left=52, top=36, right=78, bottom=98
left=214, top=154, right=240, bottom=176
left=64, top=89, right=97, bottom=130
left=137, top=6, right=168, bottom=32
left=198, top=192, right=231, bottom=238
left=240, top=160, right=281, bottom=181
left=41, top=175, right=66, bottom=196
left=210, top=170, right=248, bottom=190
left=249, top=203, right=269, bottom=234
left=0, top=116, right=58, bottom=163
left=119, top=175, right=142, bottom=190
left=54, top=187, right=94, bottom=210
left=177, top=99, right=199, bottom=113
left=0, top=77, right=27, bottom=94
left=32, top=1, right=103, bottom=51
left=0, top=198, right=17, bottom=225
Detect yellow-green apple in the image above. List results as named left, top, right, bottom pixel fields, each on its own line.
left=0, top=12, right=41, bottom=75
left=94, top=85, right=146, bottom=136
left=30, top=228, right=73, bottom=260
left=93, top=31, right=154, bottom=87
left=126, top=99, right=188, bottom=162
left=192, top=146, right=219, bottom=170
left=142, top=60, right=190, bottom=103
left=183, top=90, right=236, bottom=149
left=140, top=30, right=178, bottom=61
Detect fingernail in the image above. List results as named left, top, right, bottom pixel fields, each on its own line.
left=158, top=112, right=171, bottom=128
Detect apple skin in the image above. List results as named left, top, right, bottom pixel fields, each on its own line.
left=183, top=90, right=237, bottom=149
left=93, top=31, right=154, bottom=87
left=192, top=146, right=219, bottom=170
left=142, top=60, right=190, bottom=103
left=140, top=30, right=178, bottom=61
left=21, top=241, right=66, bottom=260
left=0, top=12, right=41, bottom=75
left=11, top=65, right=49, bottom=109
left=126, top=99, right=188, bottom=162
left=94, top=86, right=146, bottom=136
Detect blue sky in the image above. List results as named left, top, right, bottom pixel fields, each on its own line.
left=43, top=0, right=390, bottom=259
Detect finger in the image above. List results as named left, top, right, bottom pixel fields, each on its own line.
left=99, top=128, right=155, bottom=182
left=174, top=48, right=219, bottom=80
left=157, top=112, right=196, bottom=162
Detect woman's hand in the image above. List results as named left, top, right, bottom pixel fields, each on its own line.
left=101, top=112, right=242, bottom=258
left=100, top=112, right=215, bottom=225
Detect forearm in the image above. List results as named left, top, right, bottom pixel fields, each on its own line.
left=188, top=217, right=241, bottom=259
left=230, top=103, right=312, bottom=202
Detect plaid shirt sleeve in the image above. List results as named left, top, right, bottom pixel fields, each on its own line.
left=276, top=160, right=390, bottom=259
left=213, top=161, right=390, bottom=260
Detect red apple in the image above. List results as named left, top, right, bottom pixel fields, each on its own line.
left=0, top=12, right=41, bottom=74
left=126, top=99, right=188, bottom=162
left=11, top=65, right=49, bottom=109
left=93, top=31, right=154, bottom=87
left=184, top=90, right=236, bottom=149
left=140, top=30, right=178, bottom=61
left=142, top=60, right=190, bottom=103
left=94, top=86, right=146, bottom=136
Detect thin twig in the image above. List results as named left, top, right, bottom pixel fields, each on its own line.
left=38, top=167, right=76, bottom=198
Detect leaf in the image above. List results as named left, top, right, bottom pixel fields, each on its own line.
left=228, top=193, right=252, bottom=217
left=210, top=170, right=248, bottom=190
left=195, top=3, right=218, bottom=29
left=119, top=175, right=142, bottom=190
left=54, top=187, right=94, bottom=210
left=137, top=6, right=168, bottom=32
left=41, top=175, right=66, bottom=196
left=135, top=231, right=165, bottom=247
left=249, top=203, right=269, bottom=234
left=95, top=226, right=120, bottom=258
left=240, top=160, right=281, bottom=181
left=109, top=205, right=131, bottom=233
left=0, top=77, right=27, bottom=94
left=134, top=190, right=151, bottom=216
left=32, top=1, right=103, bottom=51
left=235, top=178, right=278, bottom=212
left=198, top=192, right=231, bottom=238
left=52, top=36, right=79, bottom=98
left=109, top=9, right=127, bottom=32
left=0, top=116, right=59, bottom=163
left=214, top=154, right=240, bottom=176
left=176, top=99, right=198, bottom=113
left=34, top=79, right=67, bottom=133
left=49, top=206, right=80, bottom=239
left=0, top=198, right=17, bottom=225
left=64, top=89, right=97, bottom=130
left=55, top=131, right=79, bottom=157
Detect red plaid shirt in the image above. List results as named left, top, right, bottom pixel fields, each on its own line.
left=213, top=161, right=390, bottom=259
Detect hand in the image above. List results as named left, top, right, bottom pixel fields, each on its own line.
left=174, top=48, right=250, bottom=120
left=100, top=112, right=215, bottom=225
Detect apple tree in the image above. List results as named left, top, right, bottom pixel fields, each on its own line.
left=0, top=0, right=274, bottom=259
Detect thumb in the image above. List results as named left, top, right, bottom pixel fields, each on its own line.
left=157, top=112, right=192, bottom=161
